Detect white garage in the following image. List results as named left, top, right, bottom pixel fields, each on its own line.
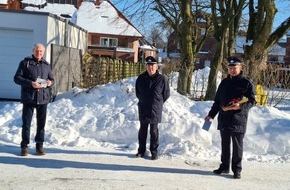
left=0, top=28, right=33, bottom=99
left=0, top=9, right=87, bottom=100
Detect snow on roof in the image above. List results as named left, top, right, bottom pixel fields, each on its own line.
left=22, top=0, right=143, bottom=37
left=76, top=2, right=142, bottom=37
left=269, top=44, right=286, bottom=56
left=236, top=36, right=286, bottom=56
left=22, top=0, right=46, bottom=5
left=24, top=3, right=77, bottom=16
left=0, top=0, right=7, bottom=4
left=139, top=44, right=156, bottom=50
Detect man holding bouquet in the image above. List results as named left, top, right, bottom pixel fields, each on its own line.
left=205, top=56, right=256, bottom=179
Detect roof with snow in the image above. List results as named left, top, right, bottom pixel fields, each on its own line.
left=236, top=36, right=286, bottom=56
left=22, top=0, right=143, bottom=37
left=75, top=1, right=142, bottom=37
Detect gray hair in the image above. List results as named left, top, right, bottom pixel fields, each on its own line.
left=33, top=43, right=45, bottom=51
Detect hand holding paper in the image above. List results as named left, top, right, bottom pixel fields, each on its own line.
left=202, top=120, right=212, bottom=131
left=203, top=115, right=212, bottom=131
left=36, top=77, right=48, bottom=88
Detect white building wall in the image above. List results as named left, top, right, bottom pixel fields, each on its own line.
left=67, top=22, right=87, bottom=52
left=0, top=10, right=87, bottom=99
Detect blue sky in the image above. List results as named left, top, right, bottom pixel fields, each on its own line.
left=111, top=0, right=289, bottom=36
left=274, top=0, right=290, bottom=29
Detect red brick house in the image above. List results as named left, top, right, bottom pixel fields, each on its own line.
left=81, top=0, right=149, bottom=63
left=168, top=23, right=290, bottom=69
left=0, top=0, right=157, bottom=63
left=167, top=19, right=215, bottom=69
left=0, top=0, right=20, bottom=9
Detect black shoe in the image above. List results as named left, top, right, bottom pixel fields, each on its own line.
left=21, top=147, right=28, bottom=156
left=135, top=153, right=144, bottom=158
left=213, top=168, right=230, bottom=174
left=233, top=172, right=241, bottom=179
left=151, top=154, right=158, bottom=160
left=36, top=147, right=46, bottom=155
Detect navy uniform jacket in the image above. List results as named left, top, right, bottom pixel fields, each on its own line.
left=208, top=72, right=256, bottom=133
left=135, top=70, right=170, bottom=124
left=14, top=56, right=54, bottom=105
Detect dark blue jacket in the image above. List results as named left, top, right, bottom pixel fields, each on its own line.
left=14, top=56, right=54, bottom=105
left=135, top=71, right=170, bottom=124
left=208, top=72, right=256, bottom=133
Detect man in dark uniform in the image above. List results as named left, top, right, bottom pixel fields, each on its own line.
left=14, top=43, right=54, bottom=156
left=135, top=56, right=170, bottom=160
left=205, top=56, right=256, bottom=179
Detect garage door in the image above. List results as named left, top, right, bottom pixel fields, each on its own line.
left=0, top=28, right=33, bottom=99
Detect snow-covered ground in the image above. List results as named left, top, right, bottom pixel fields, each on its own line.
left=1, top=68, right=290, bottom=189
left=1, top=144, right=290, bottom=190
left=1, top=0, right=290, bottom=188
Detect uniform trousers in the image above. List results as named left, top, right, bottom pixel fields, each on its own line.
left=220, top=129, right=245, bottom=173
left=137, top=123, right=159, bottom=155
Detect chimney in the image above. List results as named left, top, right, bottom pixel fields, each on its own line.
left=95, top=0, right=103, bottom=6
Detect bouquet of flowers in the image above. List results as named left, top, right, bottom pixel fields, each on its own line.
left=222, top=96, right=248, bottom=111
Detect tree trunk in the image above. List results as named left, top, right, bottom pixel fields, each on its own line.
left=205, top=0, right=245, bottom=100
left=244, top=0, right=277, bottom=84
left=177, top=0, right=194, bottom=95
left=205, top=37, right=225, bottom=100
left=243, top=45, right=268, bottom=84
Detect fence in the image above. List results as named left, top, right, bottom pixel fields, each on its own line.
left=82, top=53, right=145, bottom=88
left=51, top=44, right=83, bottom=97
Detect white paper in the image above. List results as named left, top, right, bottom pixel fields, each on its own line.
left=36, top=77, right=47, bottom=88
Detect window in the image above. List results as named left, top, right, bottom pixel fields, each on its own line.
left=100, top=38, right=118, bottom=47
left=204, top=60, right=211, bottom=67
left=200, top=28, right=205, bottom=35
left=278, top=56, right=284, bottom=63
left=195, top=58, right=200, bottom=65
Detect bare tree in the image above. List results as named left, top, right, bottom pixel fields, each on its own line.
left=244, top=0, right=290, bottom=85
left=204, top=0, right=290, bottom=100
left=148, top=26, right=166, bottom=49
left=205, top=0, right=246, bottom=100
left=112, top=0, right=212, bottom=96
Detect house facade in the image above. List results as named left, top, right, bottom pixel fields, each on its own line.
left=167, top=20, right=215, bottom=69
left=88, top=33, right=138, bottom=62
left=77, top=0, right=154, bottom=63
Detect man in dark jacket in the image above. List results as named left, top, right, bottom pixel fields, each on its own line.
left=135, top=56, right=170, bottom=160
left=205, top=56, right=256, bottom=179
left=14, top=43, right=54, bottom=156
